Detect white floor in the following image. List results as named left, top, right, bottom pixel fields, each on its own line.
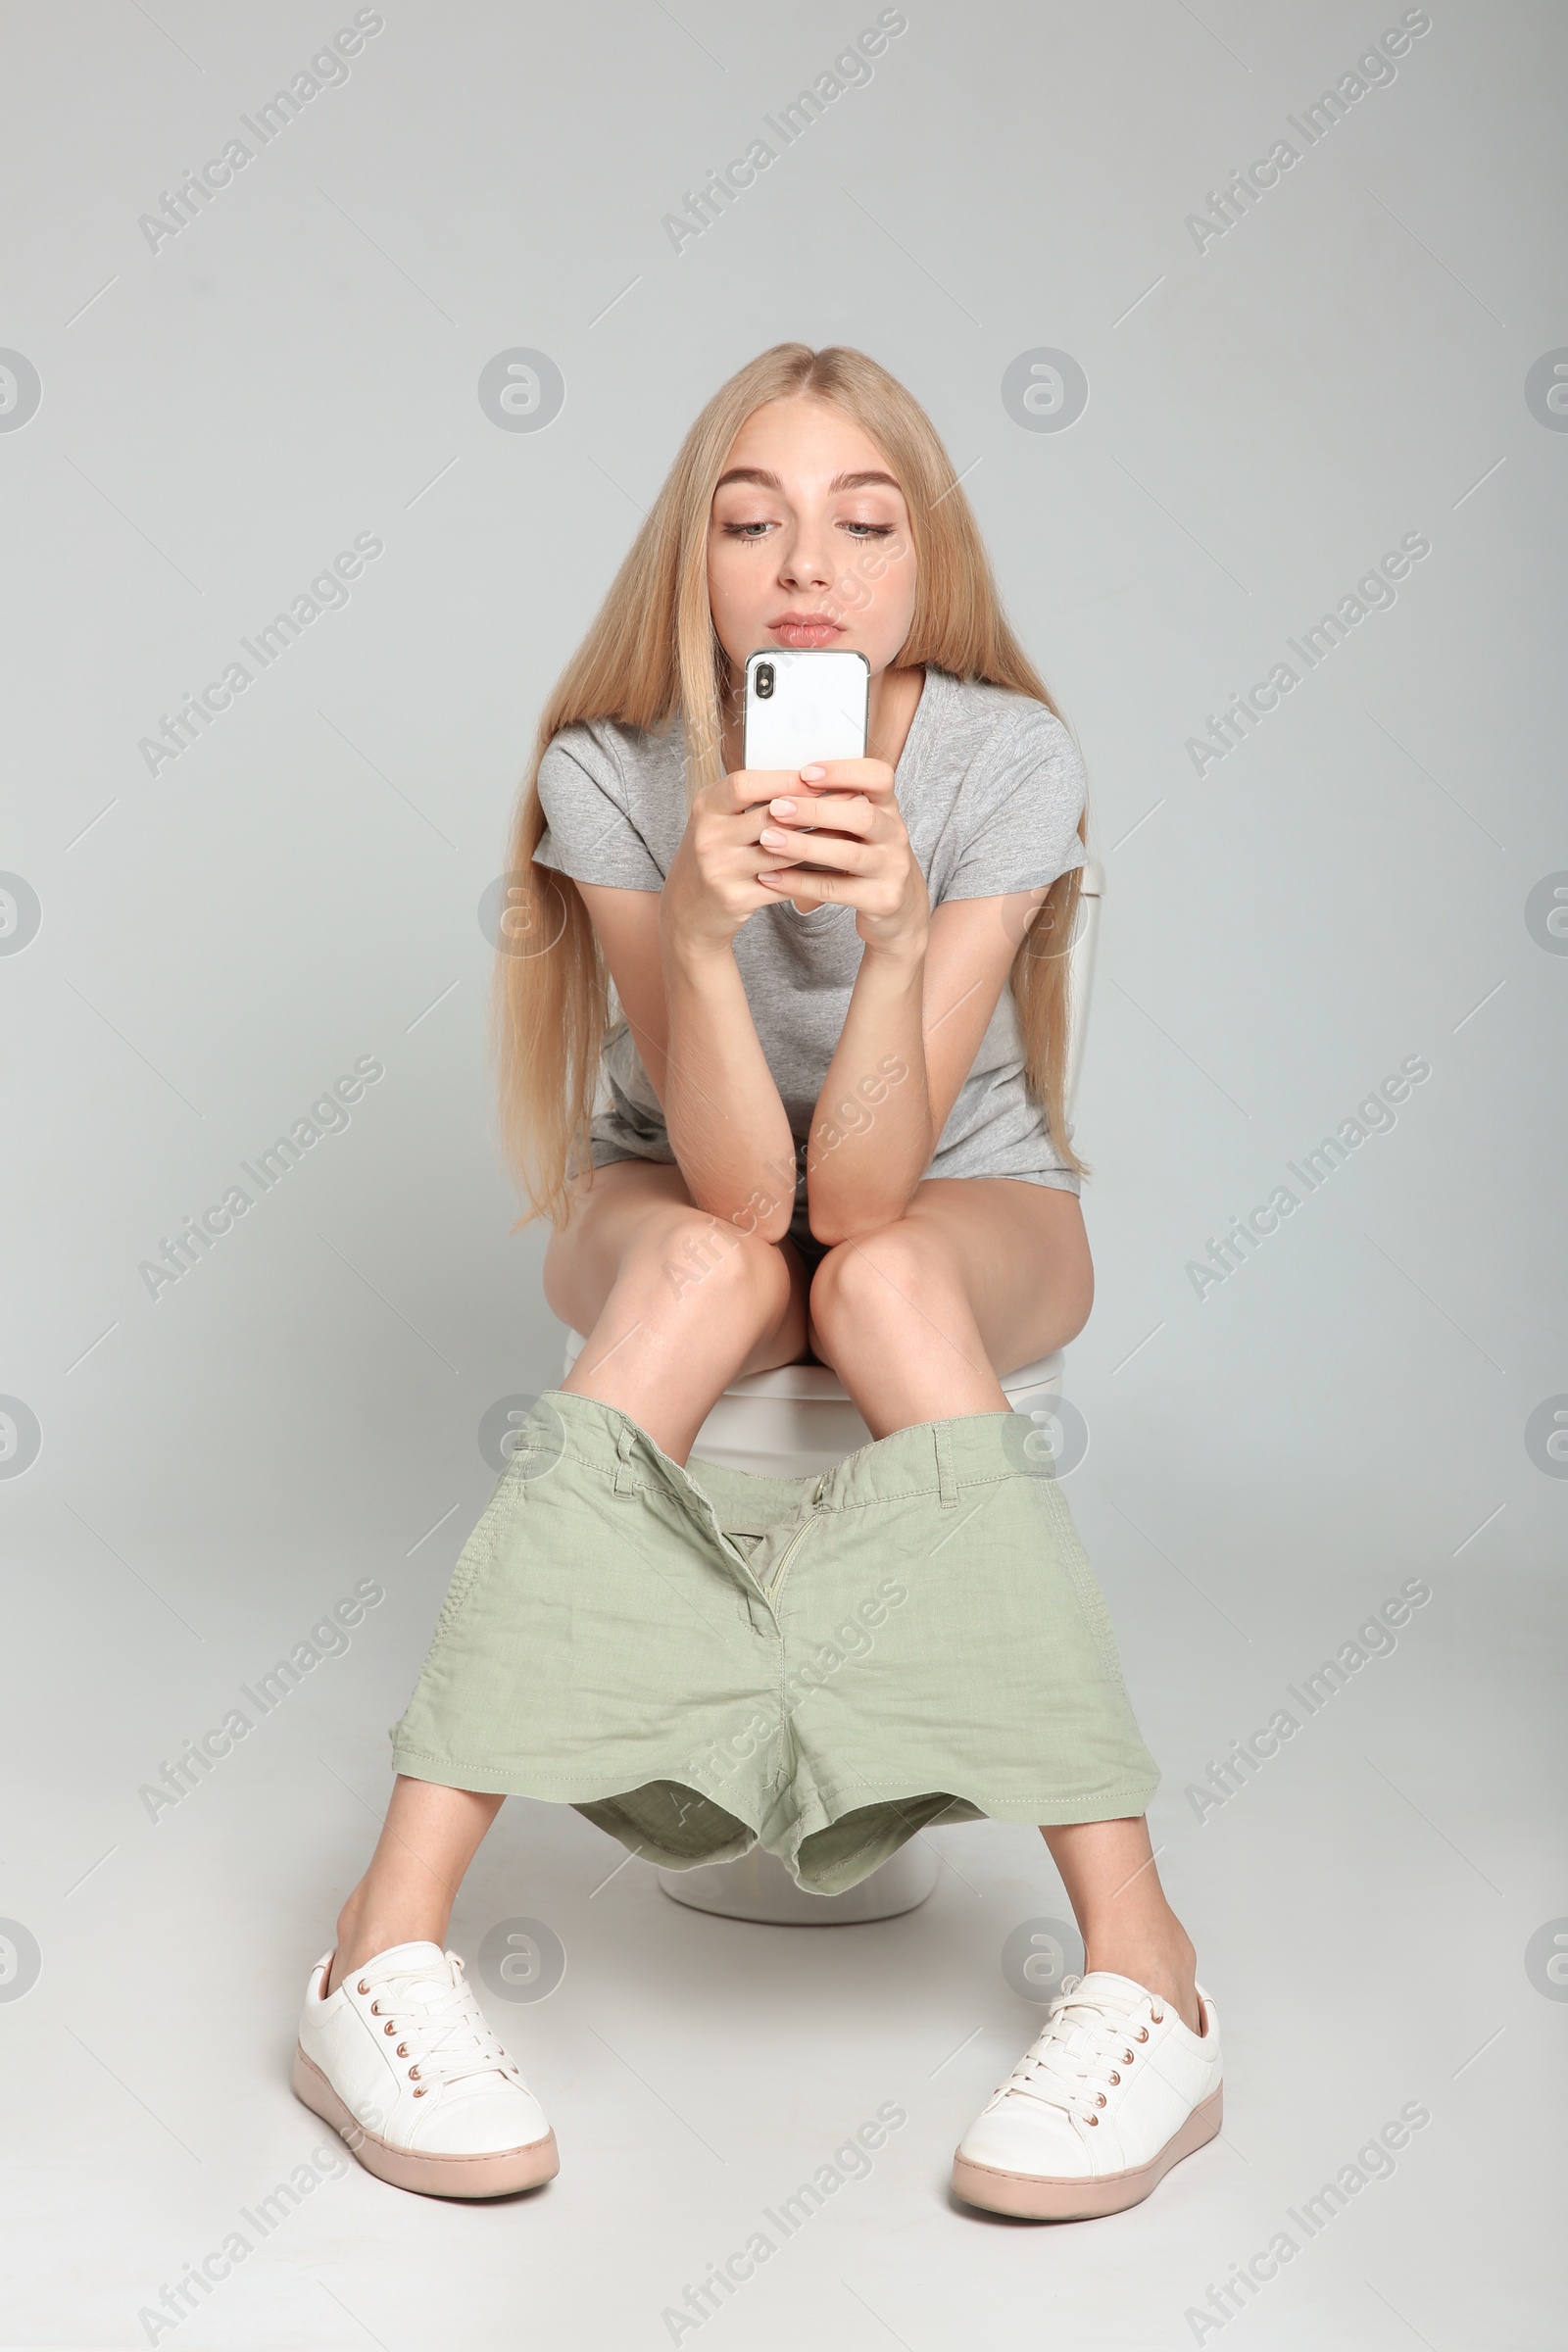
left=5, top=1483, right=1560, bottom=2351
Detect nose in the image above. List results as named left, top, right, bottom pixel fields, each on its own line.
left=777, top=514, right=835, bottom=597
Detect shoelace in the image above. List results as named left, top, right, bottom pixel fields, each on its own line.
left=355, top=1954, right=522, bottom=2097
left=997, top=1974, right=1164, bottom=2128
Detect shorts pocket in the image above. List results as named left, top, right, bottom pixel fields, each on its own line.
left=429, top=1461, right=527, bottom=1646
left=1040, top=1478, right=1136, bottom=1698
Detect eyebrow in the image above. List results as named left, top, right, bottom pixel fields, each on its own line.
left=713, top=466, right=903, bottom=494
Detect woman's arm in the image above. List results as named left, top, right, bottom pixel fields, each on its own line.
left=572, top=764, right=806, bottom=1244
left=806, top=890, right=1049, bottom=1243
left=659, top=931, right=798, bottom=1243
left=750, top=757, right=1052, bottom=1245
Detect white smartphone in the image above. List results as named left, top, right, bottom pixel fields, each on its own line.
left=742, top=648, right=869, bottom=772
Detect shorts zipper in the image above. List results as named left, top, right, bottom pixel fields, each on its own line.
left=763, top=1474, right=828, bottom=1602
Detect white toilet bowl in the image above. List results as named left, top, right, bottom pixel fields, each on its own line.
left=661, top=1838, right=941, bottom=1925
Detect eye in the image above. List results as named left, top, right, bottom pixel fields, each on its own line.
left=719, top=518, right=775, bottom=539
left=841, top=521, right=896, bottom=538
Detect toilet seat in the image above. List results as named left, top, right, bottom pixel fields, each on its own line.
left=559, top=1331, right=1064, bottom=1478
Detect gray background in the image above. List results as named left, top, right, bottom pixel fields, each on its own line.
left=1, top=1, right=1563, bottom=2345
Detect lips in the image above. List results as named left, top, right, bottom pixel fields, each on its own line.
left=769, top=612, right=844, bottom=648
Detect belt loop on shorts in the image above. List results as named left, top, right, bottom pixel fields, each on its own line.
left=612, top=1421, right=639, bottom=1495
left=934, top=1420, right=958, bottom=1508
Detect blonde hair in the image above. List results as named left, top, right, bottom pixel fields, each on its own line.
left=494, top=341, right=1088, bottom=1231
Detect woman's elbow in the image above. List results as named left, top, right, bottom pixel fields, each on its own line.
left=808, top=1193, right=912, bottom=1249
left=694, top=1191, right=794, bottom=1248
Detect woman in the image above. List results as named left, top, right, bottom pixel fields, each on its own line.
left=293, top=344, right=1222, bottom=2222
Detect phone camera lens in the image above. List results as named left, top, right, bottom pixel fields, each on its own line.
left=755, top=662, right=774, bottom=699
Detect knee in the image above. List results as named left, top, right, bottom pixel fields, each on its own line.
left=638, top=1208, right=792, bottom=1325
left=808, top=1219, right=959, bottom=1353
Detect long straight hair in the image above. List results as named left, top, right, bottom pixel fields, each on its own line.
left=494, top=342, right=1088, bottom=1230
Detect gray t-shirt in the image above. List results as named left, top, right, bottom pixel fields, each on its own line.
left=532, top=664, right=1087, bottom=1220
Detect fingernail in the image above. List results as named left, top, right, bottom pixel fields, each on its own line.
left=799, top=764, right=826, bottom=781
left=769, top=797, right=796, bottom=814
left=760, top=828, right=786, bottom=846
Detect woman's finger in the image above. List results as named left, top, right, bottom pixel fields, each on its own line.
left=762, top=790, right=880, bottom=837
left=758, top=865, right=864, bottom=898
left=796, top=758, right=897, bottom=798
left=757, top=865, right=899, bottom=908
left=721, top=767, right=805, bottom=812
left=756, top=824, right=872, bottom=874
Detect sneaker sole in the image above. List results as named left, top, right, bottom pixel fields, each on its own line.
left=951, top=2082, right=1222, bottom=2220
left=292, top=2046, right=560, bottom=2199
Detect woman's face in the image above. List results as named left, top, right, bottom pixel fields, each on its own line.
left=706, top=396, right=917, bottom=684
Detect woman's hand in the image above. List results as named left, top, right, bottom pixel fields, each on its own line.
left=756, top=759, right=930, bottom=963
left=660, top=767, right=803, bottom=957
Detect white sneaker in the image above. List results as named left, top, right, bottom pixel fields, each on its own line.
left=952, top=1970, right=1222, bottom=2219
left=293, top=1940, right=559, bottom=2198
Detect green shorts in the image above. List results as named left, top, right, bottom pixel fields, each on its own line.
left=389, top=1388, right=1160, bottom=1897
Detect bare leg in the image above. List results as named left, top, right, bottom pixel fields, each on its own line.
left=1040, top=1819, right=1200, bottom=2034
left=544, top=1160, right=811, bottom=1464
left=325, top=1165, right=808, bottom=1980
left=808, top=1183, right=1200, bottom=2034
left=806, top=1178, right=1092, bottom=1439
left=327, top=1779, right=504, bottom=1994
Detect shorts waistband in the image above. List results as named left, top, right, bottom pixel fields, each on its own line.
left=523, top=1384, right=1039, bottom=1514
